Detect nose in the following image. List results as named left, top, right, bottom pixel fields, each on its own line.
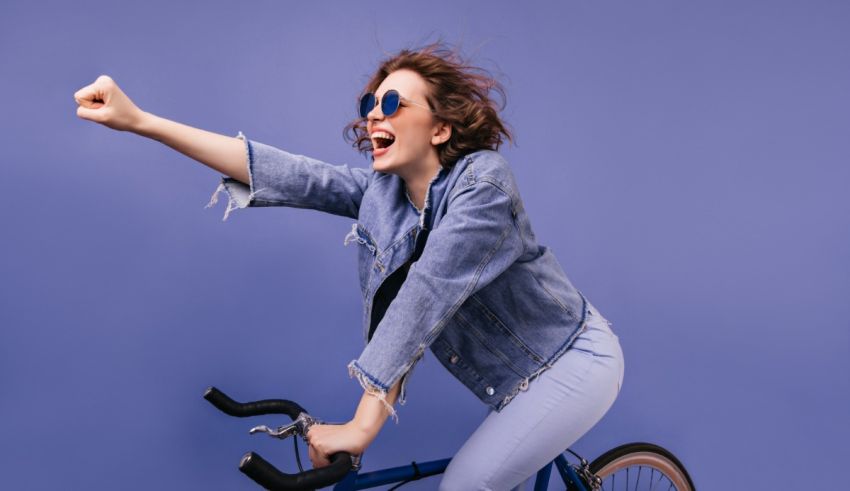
left=367, top=99, right=384, bottom=123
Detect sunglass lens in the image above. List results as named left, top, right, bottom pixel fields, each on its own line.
left=381, top=90, right=400, bottom=117
left=359, top=93, right=376, bottom=118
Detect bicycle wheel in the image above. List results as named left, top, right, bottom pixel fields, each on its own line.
left=588, top=442, right=695, bottom=491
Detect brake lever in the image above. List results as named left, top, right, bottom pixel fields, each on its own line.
left=247, top=412, right=363, bottom=470
left=248, top=412, right=349, bottom=442
left=248, top=423, right=299, bottom=439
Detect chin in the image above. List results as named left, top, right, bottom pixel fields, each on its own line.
left=371, top=155, right=403, bottom=175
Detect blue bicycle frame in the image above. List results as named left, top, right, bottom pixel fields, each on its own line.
left=329, top=452, right=590, bottom=490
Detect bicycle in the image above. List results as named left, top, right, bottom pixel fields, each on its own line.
left=204, top=386, right=695, bottom=491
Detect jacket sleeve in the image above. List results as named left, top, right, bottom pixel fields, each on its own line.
left=347, top=178, right=525, bottom=422
left=205, top=131, right=372, bottom=220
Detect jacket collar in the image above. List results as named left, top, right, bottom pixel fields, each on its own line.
left=365, top=153, right=475, bottom=253
left=400, top=165, right=450, bottom=230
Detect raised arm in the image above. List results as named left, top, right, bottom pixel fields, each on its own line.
left=75, top=75, right=372, bottom=219
left=74, top=75, right=249, bottom=184
left=135, top=112, right=249, bottom=184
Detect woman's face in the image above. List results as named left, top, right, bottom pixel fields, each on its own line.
left=366, top=69, right=450, bottom=177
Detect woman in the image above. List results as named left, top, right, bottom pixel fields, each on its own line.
left=74, top=42, right=624, bottom=491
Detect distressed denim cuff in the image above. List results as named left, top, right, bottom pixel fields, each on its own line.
left=347, top=360, right=398, bottom=424
left=204, top=131, right=266, bottom=221
left=347, top=344, right=426, bottom=425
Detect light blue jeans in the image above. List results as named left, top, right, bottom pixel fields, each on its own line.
left=438, top=300, right=625, bottom=491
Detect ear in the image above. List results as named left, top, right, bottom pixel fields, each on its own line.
left=431, top=121, right=452, bottom=146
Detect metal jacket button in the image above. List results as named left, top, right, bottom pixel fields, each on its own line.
left=485, top=386, right=495, bottom=396
left=449, top=354, right=459, bottom=364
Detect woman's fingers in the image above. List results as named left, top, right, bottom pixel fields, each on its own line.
left=306, top=427, right=330, bottom=469
left=74, top=75, right=110, bottom=107
left=74, top=87, right=100, bottom=108
left=73, top=75, right=144, bottom=132
left=74, top=75, right=114, bottom=124
left=75, top=103, right=103, bottom=123
left=308, top=443, right=330, bottom=469
left=74, top=83, right=101, bottom=122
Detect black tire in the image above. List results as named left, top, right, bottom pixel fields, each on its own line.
left=588, top=442, right=695, bottom=491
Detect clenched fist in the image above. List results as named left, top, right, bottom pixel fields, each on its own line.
left=74, top=75, right=145, bottom=132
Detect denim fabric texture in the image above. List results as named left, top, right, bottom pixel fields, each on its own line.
left=207, top=132, right=598, bottom=423
left=438, top=299, right=624, bottom=491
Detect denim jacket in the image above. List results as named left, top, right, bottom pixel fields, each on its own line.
left=207, top=132, right=592, bottom=423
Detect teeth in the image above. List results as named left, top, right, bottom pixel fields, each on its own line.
left=371, top=131, right=395, bottom=141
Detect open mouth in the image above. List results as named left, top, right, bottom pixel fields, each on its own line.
left=371, top=131, right=396, bottom=150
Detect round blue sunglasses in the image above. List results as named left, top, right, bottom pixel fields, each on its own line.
left=359, top=89, right=434, bottom=118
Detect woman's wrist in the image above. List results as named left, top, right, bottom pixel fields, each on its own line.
left=132, top=110, right=158, bottom=138
left=351, top=380, right=402, bottom=440
left=347, top=419, right=378, bottom=451
left=351, top=392, right=390, bottom=437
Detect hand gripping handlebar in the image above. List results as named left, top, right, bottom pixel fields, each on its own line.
left=203, top=386, right=357, bottom=491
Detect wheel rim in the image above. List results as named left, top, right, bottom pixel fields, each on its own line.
left=592, top=451, right=692, bottom=491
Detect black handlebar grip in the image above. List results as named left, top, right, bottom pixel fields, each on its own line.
left=203, top=386, right=307, bottom=419
left=239, top=450, right=352, bottom=491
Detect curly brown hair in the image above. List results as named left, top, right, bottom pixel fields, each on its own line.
left=343, top=41, right=514, bottom=169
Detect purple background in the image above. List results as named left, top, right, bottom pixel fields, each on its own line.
left=2, top=1, right=848, bottom=489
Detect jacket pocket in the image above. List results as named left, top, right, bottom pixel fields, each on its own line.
left=449, top=294, right=546, bottom=376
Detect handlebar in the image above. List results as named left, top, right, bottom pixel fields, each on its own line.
left=203, top=386, right=356, bottom=491
left=204, top=386, right=307, bottom=418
